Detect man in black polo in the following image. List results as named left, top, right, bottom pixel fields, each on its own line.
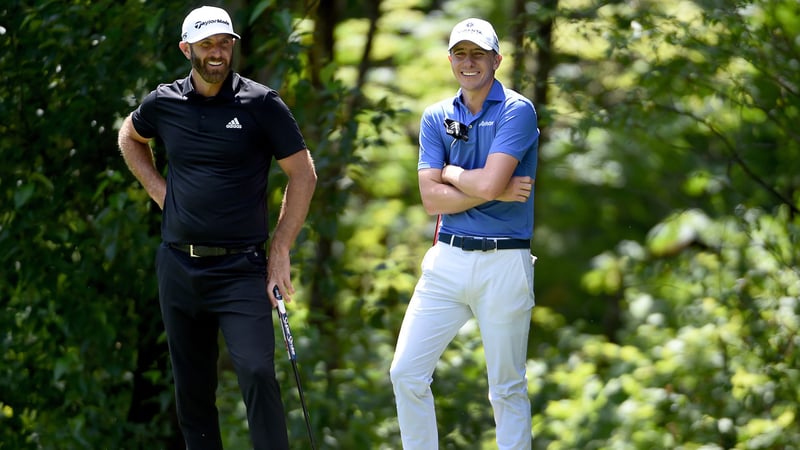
left=117, top=6, right=317, bottom=449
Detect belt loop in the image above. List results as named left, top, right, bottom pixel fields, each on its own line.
left=450, top=234, right=455, bottom=246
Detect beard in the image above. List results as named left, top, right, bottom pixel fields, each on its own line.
left=190, top=47, right=233, bottom=84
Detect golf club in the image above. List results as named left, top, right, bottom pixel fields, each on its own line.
left=273, top=286, right=317, bottom=450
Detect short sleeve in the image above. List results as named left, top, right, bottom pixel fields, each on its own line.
left=489, top=98, right=538, bottom=162
left=256, top=90, right=307, bottom=160
left=418, top=104, right=447, bottom=170
left=130, top=90, right=159, bottom=139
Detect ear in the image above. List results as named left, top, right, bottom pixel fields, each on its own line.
left=494, top=53, right=503, bottom=70
left=178, top=41, right=191, bottom=60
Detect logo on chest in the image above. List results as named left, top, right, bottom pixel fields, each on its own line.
left=226, top=117, right=243, bottom=129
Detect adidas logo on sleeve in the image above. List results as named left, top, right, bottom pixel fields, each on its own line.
left=226, top=117, right=242, bottom=129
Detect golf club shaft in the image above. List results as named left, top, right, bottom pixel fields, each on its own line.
left=273, top=286, right=318, bottom=450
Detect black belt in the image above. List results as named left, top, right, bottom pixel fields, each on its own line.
left=169, top=243, right=261, bottom=258
left=438, top=232, right=530, bottom=251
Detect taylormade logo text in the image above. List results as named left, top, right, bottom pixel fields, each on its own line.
left=194, top=19, right=230, bottom=30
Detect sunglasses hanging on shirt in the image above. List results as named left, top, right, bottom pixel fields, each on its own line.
left=444, top=118, right=469, bottom=142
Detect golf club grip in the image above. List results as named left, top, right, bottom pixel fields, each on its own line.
left=273, top=286, right=287, bottom=313
left=273, top=287, right=297, bottom=361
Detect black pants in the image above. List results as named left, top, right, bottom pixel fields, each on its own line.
left=156, top=243, right=289, bottom=450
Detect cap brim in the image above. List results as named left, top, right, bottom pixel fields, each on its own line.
left=448, top=38, right=493, bottom=52
left=185, top=29, right=241, bottom=44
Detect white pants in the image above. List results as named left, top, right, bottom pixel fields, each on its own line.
left=390, top=242, right=535, bottom=450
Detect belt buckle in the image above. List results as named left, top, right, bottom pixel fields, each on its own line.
left=481, top=238, right=498, bottom=252
left=189, top=244, right=201, bottom=258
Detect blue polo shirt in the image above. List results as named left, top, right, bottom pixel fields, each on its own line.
left=131, top=72, right=307, bottom=246
left=418, top=80, right=539, bottom=239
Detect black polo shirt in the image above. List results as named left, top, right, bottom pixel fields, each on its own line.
left=131, top=72, right=307, bottom=246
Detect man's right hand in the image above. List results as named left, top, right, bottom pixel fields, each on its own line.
left=497, top=176, right=533, bottom=202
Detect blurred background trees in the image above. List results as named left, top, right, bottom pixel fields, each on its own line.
left=1, top=0, right=797, bottom=448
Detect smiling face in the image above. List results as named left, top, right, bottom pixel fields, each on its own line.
left=448, top=41, right=502, bottom=95
left=180, top=33, right=235, bottom=86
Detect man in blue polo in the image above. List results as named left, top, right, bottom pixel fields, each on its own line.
left=390, top=18, right=539, bottom=449
left=117, top=6, right=316, bottom=449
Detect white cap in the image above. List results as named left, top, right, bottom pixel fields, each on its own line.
left=181, top=6, right=241, bottom=44
left=448, top=18, right=499, bottom=53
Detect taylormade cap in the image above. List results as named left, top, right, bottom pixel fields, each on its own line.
left=448, top=18, right=499, bottom=53
left=181, top=6, right=241, bottom=44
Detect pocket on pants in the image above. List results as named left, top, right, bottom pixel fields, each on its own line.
left=520, top=252, right=536, bottom=307
left=245, top=249, right=267, bottom=273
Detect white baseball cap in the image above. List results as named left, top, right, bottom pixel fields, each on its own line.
left=181, top=6, right=241, bottom=44
left=448, top=18, right=499, bottom=53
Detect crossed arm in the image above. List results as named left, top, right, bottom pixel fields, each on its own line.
left=419, top=152, right=533, bottom=215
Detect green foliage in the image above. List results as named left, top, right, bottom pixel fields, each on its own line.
left=533, top=206, right=799, bottom=449
left=539, top=0, right=800, bottom=325
left=530, top=0, right=800, bottom=446
left=2, top=0, right=194, bottom=447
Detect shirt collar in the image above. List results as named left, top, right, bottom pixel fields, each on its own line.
left=453, top=79, right=506, bottom=108
left=486, top=79, right=506, bottom=102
